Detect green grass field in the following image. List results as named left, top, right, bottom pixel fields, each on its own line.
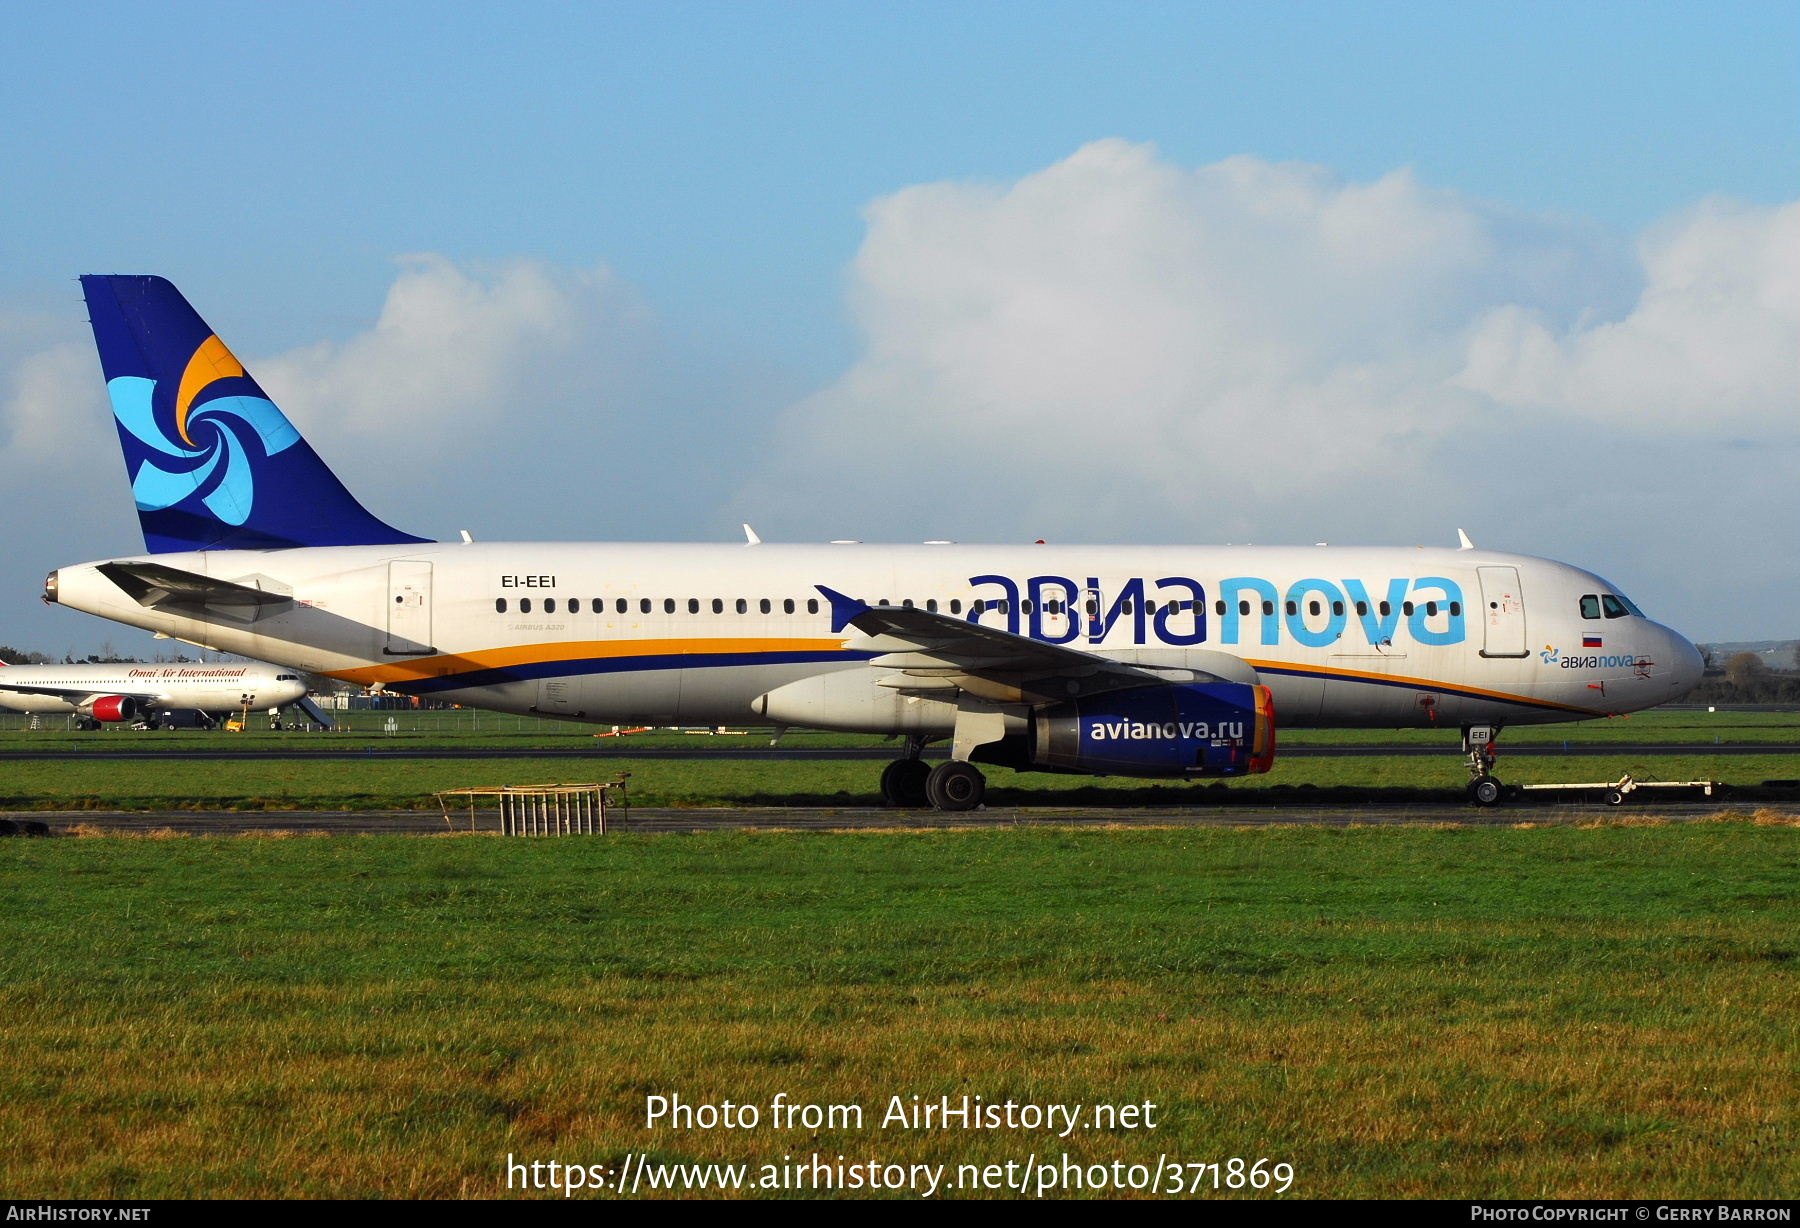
left=0, top=701, right=1789, bottom=812
left=0, top=752, right=1784, bottom=812
left=2, top=820, right=1795, bottom=1198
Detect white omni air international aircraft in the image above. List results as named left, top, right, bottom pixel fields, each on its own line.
left=0, top=658, right=308, bottom=729
left=44, top=276, right=1704, bottom=808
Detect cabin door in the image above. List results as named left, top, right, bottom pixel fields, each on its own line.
left=385, top=561, right=434, bottom=655
left=1476, top=566, right=1527, bottom=658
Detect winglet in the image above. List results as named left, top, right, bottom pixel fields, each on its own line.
left=815, top=585, right=870, bottom=634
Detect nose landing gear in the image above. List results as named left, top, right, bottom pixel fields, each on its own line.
left=1463, top=724, right=1505, bottom=806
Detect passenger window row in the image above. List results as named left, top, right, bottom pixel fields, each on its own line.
left=489, top=595, right=1464, bottom=620
left=489, top=595, right=1195, bottom=618
left=495, top=596, right=829, bottom=616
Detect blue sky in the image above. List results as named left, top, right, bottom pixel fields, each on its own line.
left=1, top=1, right=1795, bottom=652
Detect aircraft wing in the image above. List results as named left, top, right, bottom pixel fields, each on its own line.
left=0, top=682, right=165, bottom=705
left=817, top=585, right=1177, bottom=704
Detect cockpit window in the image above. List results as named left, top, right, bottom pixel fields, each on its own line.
left=1579, top=595, right=1601, bottom=619
left=1617, top=592, right=1645, bottom=617
left=1601, top=594, right=1631, bottom=619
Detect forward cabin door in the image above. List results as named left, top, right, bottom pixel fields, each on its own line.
left=1476, top=566, right=1527, bottom=658
left=385, top=561, right=434, bottom=655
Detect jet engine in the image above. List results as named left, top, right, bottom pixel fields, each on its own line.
left=1029, top=682, right=1275, bottom=777
left=87, top=695, right=139, bottom=723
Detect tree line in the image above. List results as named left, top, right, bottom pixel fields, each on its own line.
left=0, top=645, right=199, bottom=666
left=1688, top=647, right=1800, bottom=705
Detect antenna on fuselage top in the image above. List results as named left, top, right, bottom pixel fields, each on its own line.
left=1457, top=528, right=1476, bottom=550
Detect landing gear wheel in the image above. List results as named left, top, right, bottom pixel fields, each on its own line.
left=1602, top=789, right=1625, bottom=806
left=1469, top=775, right=1503, bottom=807
left=880, top=758, right=931, bottom=808
left=925, top=761, right=986, bottom=812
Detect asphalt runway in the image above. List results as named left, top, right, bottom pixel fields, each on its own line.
left=17, top=797, right=1796, bottom=837
left=0, top=742, right=1791, bottom=761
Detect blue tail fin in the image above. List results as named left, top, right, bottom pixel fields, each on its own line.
left=80, top=275, right=431, bottom=553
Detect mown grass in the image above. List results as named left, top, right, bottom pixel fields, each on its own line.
left=1, top=820, right=1795, bottom=1198
left=0, top=752, right=1783, bottom=811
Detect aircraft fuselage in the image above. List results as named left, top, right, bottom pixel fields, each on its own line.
left=47, top=541, right=1702, bottom=733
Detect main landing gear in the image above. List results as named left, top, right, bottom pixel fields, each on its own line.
left=1463, top=724, right=1505, bottom=806
left=925, top=761, right=985, bottom=811
left=879, top=755, right=931, bottom=808
left=879, top=738, right=987, bottom=811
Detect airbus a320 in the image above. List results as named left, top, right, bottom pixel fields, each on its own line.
left=43, top=276, right=1704, bottom=806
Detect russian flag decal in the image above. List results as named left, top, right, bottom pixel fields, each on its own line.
left=1583, top=635, right=1603, bottom=648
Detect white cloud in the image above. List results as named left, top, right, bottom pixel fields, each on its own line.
left=741, top=143, right=1785, bottom=554
left=1456, top=197, right=1799, bottom=427
left=745, top=140, right=1670, bottom=537
left=255, top=254, right=655, bottom=452
left=0, top=340, right=97, bottom=457
left=737, top=141, right=1796, bottom=636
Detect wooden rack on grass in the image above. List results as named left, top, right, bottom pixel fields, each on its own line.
left=435, top=778, right=629, bottom=835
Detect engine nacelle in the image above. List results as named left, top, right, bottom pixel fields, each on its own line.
left=87, top=695, right=139, bottom=723
left=1031, top=682, right=1275, bottom=777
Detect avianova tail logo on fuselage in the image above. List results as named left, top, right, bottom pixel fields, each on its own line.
left=966, top=574, right=1467, bottom=649
left=105, top=335, right=299, bottom=526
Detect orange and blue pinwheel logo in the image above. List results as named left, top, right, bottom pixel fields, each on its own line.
left=105, top=335, right=299, bottom=526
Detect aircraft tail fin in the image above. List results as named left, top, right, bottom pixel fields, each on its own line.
left=79, top=275, right=431, bottom=553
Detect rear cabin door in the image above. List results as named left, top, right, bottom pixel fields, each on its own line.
left=385, top=561, right=434, bottom=655
left=1476, top=566, right=1527, bottom=658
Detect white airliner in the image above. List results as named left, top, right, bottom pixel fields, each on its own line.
left=44, top=276, right=1703, bottom=806
left=0, top=659, right=308, bottom=729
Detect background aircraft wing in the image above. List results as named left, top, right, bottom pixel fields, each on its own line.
left=0, top=682, right=166, bottom=705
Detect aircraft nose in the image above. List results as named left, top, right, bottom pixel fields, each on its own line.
left=1665, top=630, right=1705, bottom=698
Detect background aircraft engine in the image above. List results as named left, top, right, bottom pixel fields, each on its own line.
left=1031, top=682, right=1275, bottom=777
left=87, top=696, right=138, bottom=723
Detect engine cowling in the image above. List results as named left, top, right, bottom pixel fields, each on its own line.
left=1030, top=682, right=1275, bottom=777
left=87, top=695, right=138, bottom=723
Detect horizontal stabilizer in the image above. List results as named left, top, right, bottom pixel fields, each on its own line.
left=97, top=560, right=290, bottom=609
